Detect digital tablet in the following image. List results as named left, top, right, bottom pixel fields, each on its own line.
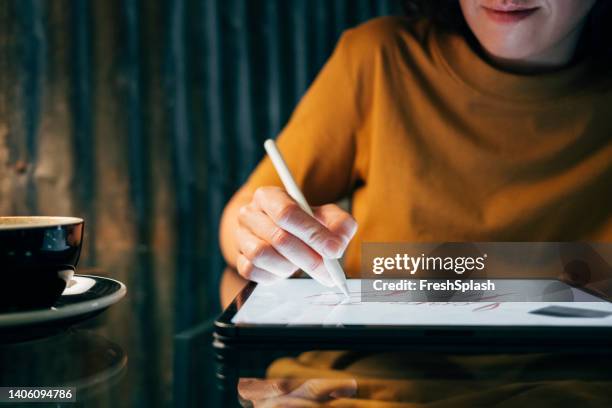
left=214, top=278, right=612, bottom=352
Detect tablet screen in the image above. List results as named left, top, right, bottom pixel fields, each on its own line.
left=231, top=279, right=612, bottom=327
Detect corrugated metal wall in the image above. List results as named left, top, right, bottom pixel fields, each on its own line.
left=0, top=0, right=400, bottom=333
left=2, top=1, right=401, bottom=405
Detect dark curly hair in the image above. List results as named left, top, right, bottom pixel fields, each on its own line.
left=402, top=0, right=612, bottom=71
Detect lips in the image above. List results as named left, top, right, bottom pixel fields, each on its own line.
left=482, top=5, right=540, bottom=23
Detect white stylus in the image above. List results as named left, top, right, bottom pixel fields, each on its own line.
left=264, top=139, right=350, bottom=298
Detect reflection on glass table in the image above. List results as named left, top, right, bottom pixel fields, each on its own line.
left=202, top=267, right=612, bottom=408
left=0, top=329, right=126, bottom=406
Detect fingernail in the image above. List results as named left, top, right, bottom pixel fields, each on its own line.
left=323, top=239, right=343, bottom=258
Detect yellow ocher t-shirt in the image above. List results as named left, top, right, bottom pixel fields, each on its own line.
left=242, top=16, right=612, bottom=277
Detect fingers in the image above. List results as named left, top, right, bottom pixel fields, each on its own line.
left=236, top=186, right=358, bottom=286
left=238, top=203, right=334, bottom=287
left=237, top=226, right=298, bottom=278
left=236, top=255, right=283, bottom=285
left=253, top=187, right=346, bottom=259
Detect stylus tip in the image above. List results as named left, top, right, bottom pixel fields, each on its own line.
left=340, top=296, right=351, bottom=305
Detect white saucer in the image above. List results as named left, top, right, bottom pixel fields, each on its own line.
left=0, top=275, right=126, bottom=329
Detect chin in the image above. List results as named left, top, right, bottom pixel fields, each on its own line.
left=479, top=38, right=539, bottom=62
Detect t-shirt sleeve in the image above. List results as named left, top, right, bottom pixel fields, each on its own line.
left=241, top=31, right=362, bottom=206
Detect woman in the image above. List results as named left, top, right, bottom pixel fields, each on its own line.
left=220, top=0, right=612, bottom=290
left=220, top=2, right=612, bottom=405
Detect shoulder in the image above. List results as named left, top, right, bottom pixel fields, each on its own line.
left=339, top=16, right=432, bottom=58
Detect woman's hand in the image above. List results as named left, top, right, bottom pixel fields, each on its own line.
left=234, top=186, right=357, bottom=286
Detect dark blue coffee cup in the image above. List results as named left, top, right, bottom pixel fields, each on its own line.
left=0, top=217, right=84, bottom=311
